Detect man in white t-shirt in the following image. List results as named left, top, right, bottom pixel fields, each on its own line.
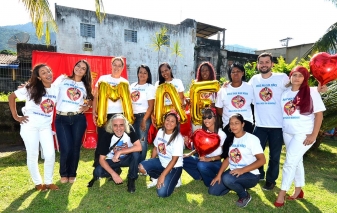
left=248, top=52, right=288, bottom=191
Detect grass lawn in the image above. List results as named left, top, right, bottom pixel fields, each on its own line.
left=1, top=137, right=336, bottom=213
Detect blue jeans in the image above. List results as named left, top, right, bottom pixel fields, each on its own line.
left=208, top=169, right=260, bottom=199
left=133, top=113, right=151, bottom=163
left=55, top=113, right=87, bottom=177
left=94, top=152, right=140, bottom=179
left=253, top=127, right=283, bottom=184
left=140, top=158, right=182, bottom=198
left=183, top=156, right=221, bottom=187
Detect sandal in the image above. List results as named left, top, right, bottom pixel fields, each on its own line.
left=35, top=184, right=47, bottom=191
left=46, top=184, right=59, bottom=190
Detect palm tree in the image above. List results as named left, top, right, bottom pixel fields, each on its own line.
left=170, top=41, right=183, bottom=74
left=150, top=26, right=169, bottom=80
left=309, top=0, right=337, bottom=54
left=20, top=0, right=105, bottom=45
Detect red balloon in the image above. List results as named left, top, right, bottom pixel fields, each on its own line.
left=191, top=129, right=220, bottom=157
left=309, top=52, right=337, bottom=85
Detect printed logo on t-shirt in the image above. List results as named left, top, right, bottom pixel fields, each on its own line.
left=67, top=88, right=81, bottom=101
left=40, top=98, right=55, bottom=113
left=111, top=140, right=129, bottom=155
left=131, top=90, right=140, bottom=102
left=231, top=95, right=246, bottom=109
left=284, top=100, right=296, bottom=116
left=259, top=87, right=273, bottom=102
left=158, top=142, right=166, bottom=155
left=229, top=148, right=242, bottom=163
left=200, top=92, right=211, bottom=99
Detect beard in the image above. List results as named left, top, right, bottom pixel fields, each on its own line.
left=258, top=66, right=272, bottom=74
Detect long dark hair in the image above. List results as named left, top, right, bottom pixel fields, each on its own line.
left=158, top=62, right=174, bottom=85
left=26, top=64, right=51, bottom=104
left=201, top=108, right=219, bottom=132
left=196, top=62, right=216, bottom=81
left=161, top=112, right=180, bottom=145
left=221, top=113, right=245, bottom=159
left=228, top=62, right=246, bottom=82
left=68, top=60, right=94, bottom=100
left=137, top=64, right=152, bottom=84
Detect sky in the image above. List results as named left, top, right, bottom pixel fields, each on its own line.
left=1, top=0, right=337, bottom=50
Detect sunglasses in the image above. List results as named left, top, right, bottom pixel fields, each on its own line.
left=202, top=115, right=214, bottom=120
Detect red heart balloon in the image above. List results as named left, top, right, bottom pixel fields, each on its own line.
left=309, top=52, right=337, bottom=85
left=191, top=129, right=220, bottom=157
left=83, top=134, right=97, bottom=149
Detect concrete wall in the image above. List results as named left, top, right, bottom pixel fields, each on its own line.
left=55, top=5, right=196, bottom=87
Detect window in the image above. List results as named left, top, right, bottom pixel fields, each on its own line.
left=163, top=35, right=170, bottom=46
left=124, top=30, right=137, bottom=43
left=80, top=23, right=95, bottom=38
left=83, top=42, right=93, bottom=51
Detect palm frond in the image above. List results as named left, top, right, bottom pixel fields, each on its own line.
left=311, top=22, right=337, bottom=53
left=171, top=41, right=182, bottom=57
left=95, top=0, right=105, bottom=23
left=20, top=0, right=57, bottom=45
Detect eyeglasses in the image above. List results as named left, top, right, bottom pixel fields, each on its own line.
left=202, top=115, right=214, bottom=120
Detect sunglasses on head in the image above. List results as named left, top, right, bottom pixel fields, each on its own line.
left=202, top=115, right=214, bottom=120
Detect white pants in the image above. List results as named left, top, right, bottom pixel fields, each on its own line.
left=20, top=124, right=55, bottom=185
left=281, top=132, right=314, bottom=191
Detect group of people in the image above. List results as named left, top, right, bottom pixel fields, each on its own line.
left=8, top=52, right=326, bottom=208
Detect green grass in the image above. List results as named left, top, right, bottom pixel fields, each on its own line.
left=1, top=138, right=337, bottom=213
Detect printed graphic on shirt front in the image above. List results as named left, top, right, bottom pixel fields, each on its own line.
left=284, top=100, right=296, bottom=116
left=231, top=95, right=246, bottom=109
left=67, top=88, right=81, bottom=101
left=229, top=148, right=242, bottom=163
left=200, top=92, right=211, bottom=99
left=131, top=90, right=140, bottom=102
left=158, top=142, right=167, bottom=155
left=40, top=98, right=55, bottom=113
left=259, top=87, right=273, bottom=102
left=109, top=140, right=129, bottom=158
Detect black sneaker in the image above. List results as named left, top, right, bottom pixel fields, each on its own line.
left=262, top=182, right=275, bottom=190
left=236, top=192, right=252, bottom=208
left=127, top=178, right=136, bottom=193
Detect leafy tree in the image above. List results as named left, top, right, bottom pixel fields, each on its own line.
left=243, top=62, right=257, bottom=82
left=20, top=0, right=105, bottom=45
left=0, top=50, right=17, bottom=55
left=150, top=26, right=168, bottom=80
left=272, top=56, right=297, bottom=76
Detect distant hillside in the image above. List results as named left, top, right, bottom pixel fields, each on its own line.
left=0, top=22, right=56, bottom=52
left=226, top=44, right=257, bottom=54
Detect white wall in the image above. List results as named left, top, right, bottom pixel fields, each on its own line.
left=56, top=5, right=196, bottom=87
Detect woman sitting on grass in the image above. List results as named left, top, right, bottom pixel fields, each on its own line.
left=208, top=113, right=265, bottom=208
left=183, top=108, right=226, bottom=187
left=138, top=111, right=184, bottom=197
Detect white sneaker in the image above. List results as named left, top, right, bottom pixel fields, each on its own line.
left=175, top=178, right=182, bottom=188
left=147, top=178, right=158, bottom=188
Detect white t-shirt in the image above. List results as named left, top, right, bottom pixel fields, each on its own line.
left=228, top=132, right=263, bottom=175
left=206, top=128, right=227, bottom=157
left=281, top=87, right=326, bottom=134
left=249, top=73, right=289, bottom=128
left=106, top=133, right=134, bottom=159
left=53, top=75, right=87, bottom=112
left=95, top=75, right=129, bottom=113
left=129, top=82, right=155, bottom=114
left=154, top=129, right=184, bottom=168
left=155, top=78, right=184, bottom=106
left=215, top=82, right=254, bottom=127
left=14, top=85, right=58, bottom=127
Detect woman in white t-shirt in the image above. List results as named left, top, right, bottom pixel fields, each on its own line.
left=8, top=64, right=59, bottom=191
left=209, top=113, right=266, bottom=208
left=215, top=62, right=254, bottom=136
left=274, top=66, right=325, bottom=207
left=183, top=108, right=226, bottom=187
left=139, top=112, right=184, bottom=197
left=154, top=62, right=185, bottom=105
left=130, top=65, right=155, bottom=162
left=92, top=57, right=129, bottom=166
left=53, top=60, right=93, bottom=184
